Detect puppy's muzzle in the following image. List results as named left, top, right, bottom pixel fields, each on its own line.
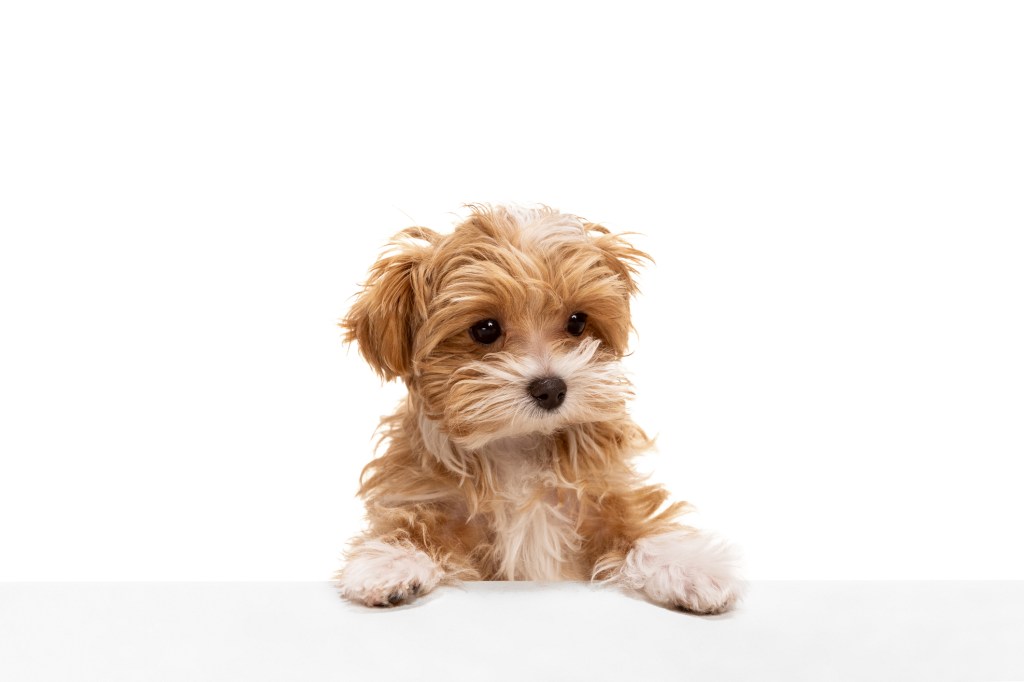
left=528, top=376, right=567, bottom=411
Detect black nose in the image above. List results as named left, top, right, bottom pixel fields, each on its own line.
left=528, top=377, right=567, bottom=411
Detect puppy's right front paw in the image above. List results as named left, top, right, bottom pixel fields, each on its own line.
left=336, top=540, right=443, bottom=607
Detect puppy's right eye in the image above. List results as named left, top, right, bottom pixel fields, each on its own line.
left=469, top=319, right=502, bottom=344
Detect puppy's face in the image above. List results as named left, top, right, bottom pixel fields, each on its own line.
left=344, top=206, right=647, bottom=450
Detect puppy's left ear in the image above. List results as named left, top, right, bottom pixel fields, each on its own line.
left=584, top=223, right=651, bottom=297
left=341, top=228, right=436, bottom=381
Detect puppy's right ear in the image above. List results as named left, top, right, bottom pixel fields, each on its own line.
left=341, top=228, right=436, bottom=381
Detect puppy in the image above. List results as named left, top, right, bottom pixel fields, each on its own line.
left=336, top=205, right=742, bottom=613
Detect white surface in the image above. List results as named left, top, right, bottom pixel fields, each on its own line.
left=2, top=581, right=1023, bottom=682
left=2, top=2, right=1024, bottom=582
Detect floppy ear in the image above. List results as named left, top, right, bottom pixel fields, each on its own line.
left=584, top=223, right=651, bottom=297
left=341, top=228, right=436, bottom=381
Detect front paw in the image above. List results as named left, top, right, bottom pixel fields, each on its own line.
left=619, top=530, right=743, bottom=614
left=336, top=539, right=443, bottom=607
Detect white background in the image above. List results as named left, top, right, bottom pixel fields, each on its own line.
left=1, top=1, right=1022, bottom=581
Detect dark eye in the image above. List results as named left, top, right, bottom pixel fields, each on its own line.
left=469, top=319, right=502, bottom=344
left=566, top=312, right=588, bottom=336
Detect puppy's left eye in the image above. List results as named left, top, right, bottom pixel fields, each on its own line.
left=566, top=312, right=588, bottom=336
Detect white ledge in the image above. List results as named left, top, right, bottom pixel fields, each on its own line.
left=2, top=581, right=1023, bottom=681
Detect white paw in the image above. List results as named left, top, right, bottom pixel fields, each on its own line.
left=619, top=530, right=744, bottom=614
left=336, top=539, right=443, bottom=607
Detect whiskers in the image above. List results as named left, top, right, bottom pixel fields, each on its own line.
left=442, top=338, right=632, bottom=450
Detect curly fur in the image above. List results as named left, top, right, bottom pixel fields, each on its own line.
left=335, top=204, right=742, bottom=612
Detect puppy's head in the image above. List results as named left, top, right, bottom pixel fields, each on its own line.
left=343, top=205, right=648, bottom=450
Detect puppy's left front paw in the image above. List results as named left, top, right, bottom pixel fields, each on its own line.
left=619, top=530, right=744, bottom=614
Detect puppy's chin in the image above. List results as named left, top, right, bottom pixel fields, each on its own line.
left=435, top=338, right=633, bottom=452
left=445, top=405, right=577, bottom=452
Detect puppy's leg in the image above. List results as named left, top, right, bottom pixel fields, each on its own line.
left=336, top=537, right=444, bottom=607
left=614, top=529, right=743, bottom=614
left=586, top=487, right=743, bottom=614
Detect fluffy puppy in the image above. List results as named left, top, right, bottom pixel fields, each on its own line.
left=336, top=205, right=742, bottom=613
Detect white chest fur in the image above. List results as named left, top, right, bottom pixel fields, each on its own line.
left=482, top=437, right=582, bottom=581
